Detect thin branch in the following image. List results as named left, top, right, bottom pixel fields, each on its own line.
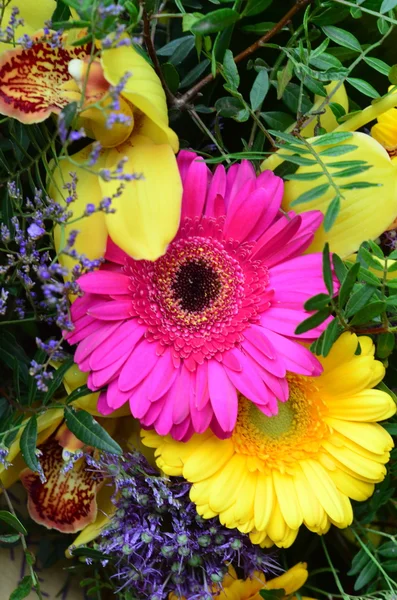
left=141, top=4, right=176, bottom=105
left=174, top=0, right=313, bottom=109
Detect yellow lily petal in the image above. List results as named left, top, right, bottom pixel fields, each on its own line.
left=262, top=132, right=397, bottom=257
left=0, top=0, right=56, bottom=54
left=101, top=44, right=179, bottom=152
left=49, top=145, right=108, bottom=274
left=301, top=82, right=349, bottom=137
left=101, top=143, right=182, bottom=260
left=265, top=562, right=308, bottom=595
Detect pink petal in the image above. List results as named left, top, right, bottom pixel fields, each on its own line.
left=129, top=378, right=152, bottom=419
left=195, top=362, right=209, bottom=410
left=78, top=270, right=130, bottom=295
left=181, top=157, right=209, bottom=219
left=263, top=329, right=322, bottom=376
left=89, top=320, right=145, bottom=370
left=224, top=350, right=273, bottom=406
left=225, top=160, right=255, bottom=208
left=170, top=417, right=194, bottom=442
left=97, top=390, right=116, bottom=415
left=87, top=299, right=134, bottom=320
left=261, top=307, right=327, bottom=339
left=171, top=366, right=194, bottom=424
left=91, top=350, right=131, bottom=388
left=208, top=360, right=238, bottom=433
left=189, top=395, right=213, bottom=434
left=148, top=349, right=178, bottom=401
left=242, top=339, right=286, bottom=378
left=223, top=187, right=268, bottom=242
left=106, top=378, right=132, bottom=409
left=243, top=324, right=277, bottom=359
left=205, top=165, right=226, bottom=216
left=118, top=341, right=158, bottom=392
left=177, top=150, right=199, bottom=185
left=105, top=236, right=129, bottom=265
left=251, top=215, right=302, bottom=260
left=74, top=322, right=123, bottom=364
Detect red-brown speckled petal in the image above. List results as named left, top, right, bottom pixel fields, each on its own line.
left=0, top=39, right=89, bottom=124
left=20, top=436, right=100, bottom=533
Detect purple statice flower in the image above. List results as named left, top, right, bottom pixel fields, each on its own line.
left=82, top=452, right=279, bottom=599
left=0, top=288, right=9, bottom=316
left=106, top=112, right=133, bottom=130
left=27, top=222, right=45, bottom=240
left=101, top=24, right=131, bottom=49
left=0, top=5, right=24, bottom=43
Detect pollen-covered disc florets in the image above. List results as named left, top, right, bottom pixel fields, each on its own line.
left=66, top=151, right=334, bottom=440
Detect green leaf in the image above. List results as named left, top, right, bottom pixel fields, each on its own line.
left=20, top=415, right=40, bottom=473
left=333, top=254, right=348, bottom=284
left=0, top=511, right=27, bottom=535
left=322, top=26, right=361, bottom=52
left=242, top=0, right=273, bottom=17
left=52, top=1, right=71, bottom=22
left=191, top=9, right=240, bottom=34
left=64, top=407, right=122, bottom=454
left=312, top=132, right=353, bottom=146
left=376, top=332, right=395, bottom=359
left=260, top=111, right=294, bottom=130
left=70, top=547, right=115, bottom=560
left=321, top=319, right=344, bottom=357
left=328, top=160, right=367, bottom=168
left=348, top=548, right=370, bottom=576
left=359, top=267, right=381, bottom=287
left=349, top=301, right=386, bottom=325
left=9, top=576, right=33, bottom=600
left=329, top=102, right=346, bottom=120
left=223, top=50, right=239, bottom=90
left=319, top=144, right=358, bottom=157
left=0, top=533, right=19, bottom=543
left=323, top=196, right=340, bottom=232
left=242, top=21, right=277, bottom=34
left=169, top=37, right=196, bottom=65
left=290, top=183, right=329, bottom=207
left=347, top=78, right=380, bottom=99
left=250, top=69, right=269, bottom=111
left=345, top=285, right=377, bottom=317
left=268, top=130, right=304, bottom=145
left=380, top=0, right=397, bottom=13
left=42, top=357, right=74, bottom=405
left=295, top=309, right=331, bottom=335
left=378, top=541, right=397, bottom=558
left=382, top=560, right=397, bottom=572
left=338, top=262, right=360, bottom=307
left=358, top=247, right=384, bottom=270
left=215, top=96, right=245, bottom=118
left=284, top=172, right=324, bottom=181
left=260, top=589, right=285, bottom=600
left=368, top=240, right=384, bottom=258
left=180, top=59, right=210, bottom=88
left=340, top=181, right=381, bottom=190
left=161, top=63, right=180, bottom=94
left=304, top=293, right=331, bottom=311
left=322, top=243, right=334, bottom=296
left=277, top=60, right=294, bottom=100
left=278, top=155, right=317, bottom=167
left=364, top=56, right=391, bottom=76
left=354, top=560, right=378, bottom=591
left=157, top=36, right=194, bottom=57
left=378, top=16, right=391, bottom=34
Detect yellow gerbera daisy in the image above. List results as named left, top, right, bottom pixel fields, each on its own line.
left=170, top=562, right=313, bottom=600
left=142, top=333, right=396, bottom=548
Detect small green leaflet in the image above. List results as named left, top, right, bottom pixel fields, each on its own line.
left=290, top=183, right=329, bottom=207
left=363, top=56, right=391, bottom=76
left=191, top=9, right=240, bottom=35
left=322, top=243, right=334, bottom=296
left=323, top=196, right=340, bottom=232
left=223, top=50, right=239, bottom=90
left=9, top=576, right=33, bottom=600
left=347, top=78, right=380, bottom=99
left=322, top=26, right=361, bottom=53
left=0, top=511, right=27, bottom=535
left=64, top=407, right=122, bottom=454
left=250, top=69, right=269, bottom=111
left=20, top=415, right=41, bottom=472
left=312, top=131, right=352, bottom=146
left=380, top=0, right=397, bottom=13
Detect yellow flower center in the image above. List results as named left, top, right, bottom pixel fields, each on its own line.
left=232, top=375, right=330, bottom=474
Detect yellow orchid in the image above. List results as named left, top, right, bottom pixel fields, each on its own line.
left=0, top=12, right=178, bottom=151
left=371, top=86, right=397, bottom=154
left=262, top=91, right=397, bottom=258
left=0, top=365, right=151, bottom=543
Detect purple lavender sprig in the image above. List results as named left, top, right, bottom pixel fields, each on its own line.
left=80, top=452, right=279, bottom=600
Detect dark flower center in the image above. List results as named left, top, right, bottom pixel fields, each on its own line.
left=171, top=259, right=221, bottom=313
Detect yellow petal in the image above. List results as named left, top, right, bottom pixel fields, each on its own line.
left=49, top=146, right=109, bottom=274
left=0, top=1, right=56, bottom=54
left=101, top=44, right=179, bottom=152
left=261, top=132, right=397, bottom=257
left=183, top=437, right=234, bottom=482
left=327, top=467, right=374, bottom=501
left=273, top=471, right=303, bottom=530
left=101, top=143, right=182, bottom=260
left=301, top=82, right=349, bottom=137
left=266, top=563, right=308, bottom=595
left=300, top=459, right=346, bottom=523
left=254, top=473, right=274, bottom=531
left=326, top=418, right=394, bottom=454
left=327, top=389, right=396, bottom=422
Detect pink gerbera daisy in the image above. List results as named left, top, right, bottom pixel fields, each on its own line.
left=66, top=151, right=334, bottom=441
